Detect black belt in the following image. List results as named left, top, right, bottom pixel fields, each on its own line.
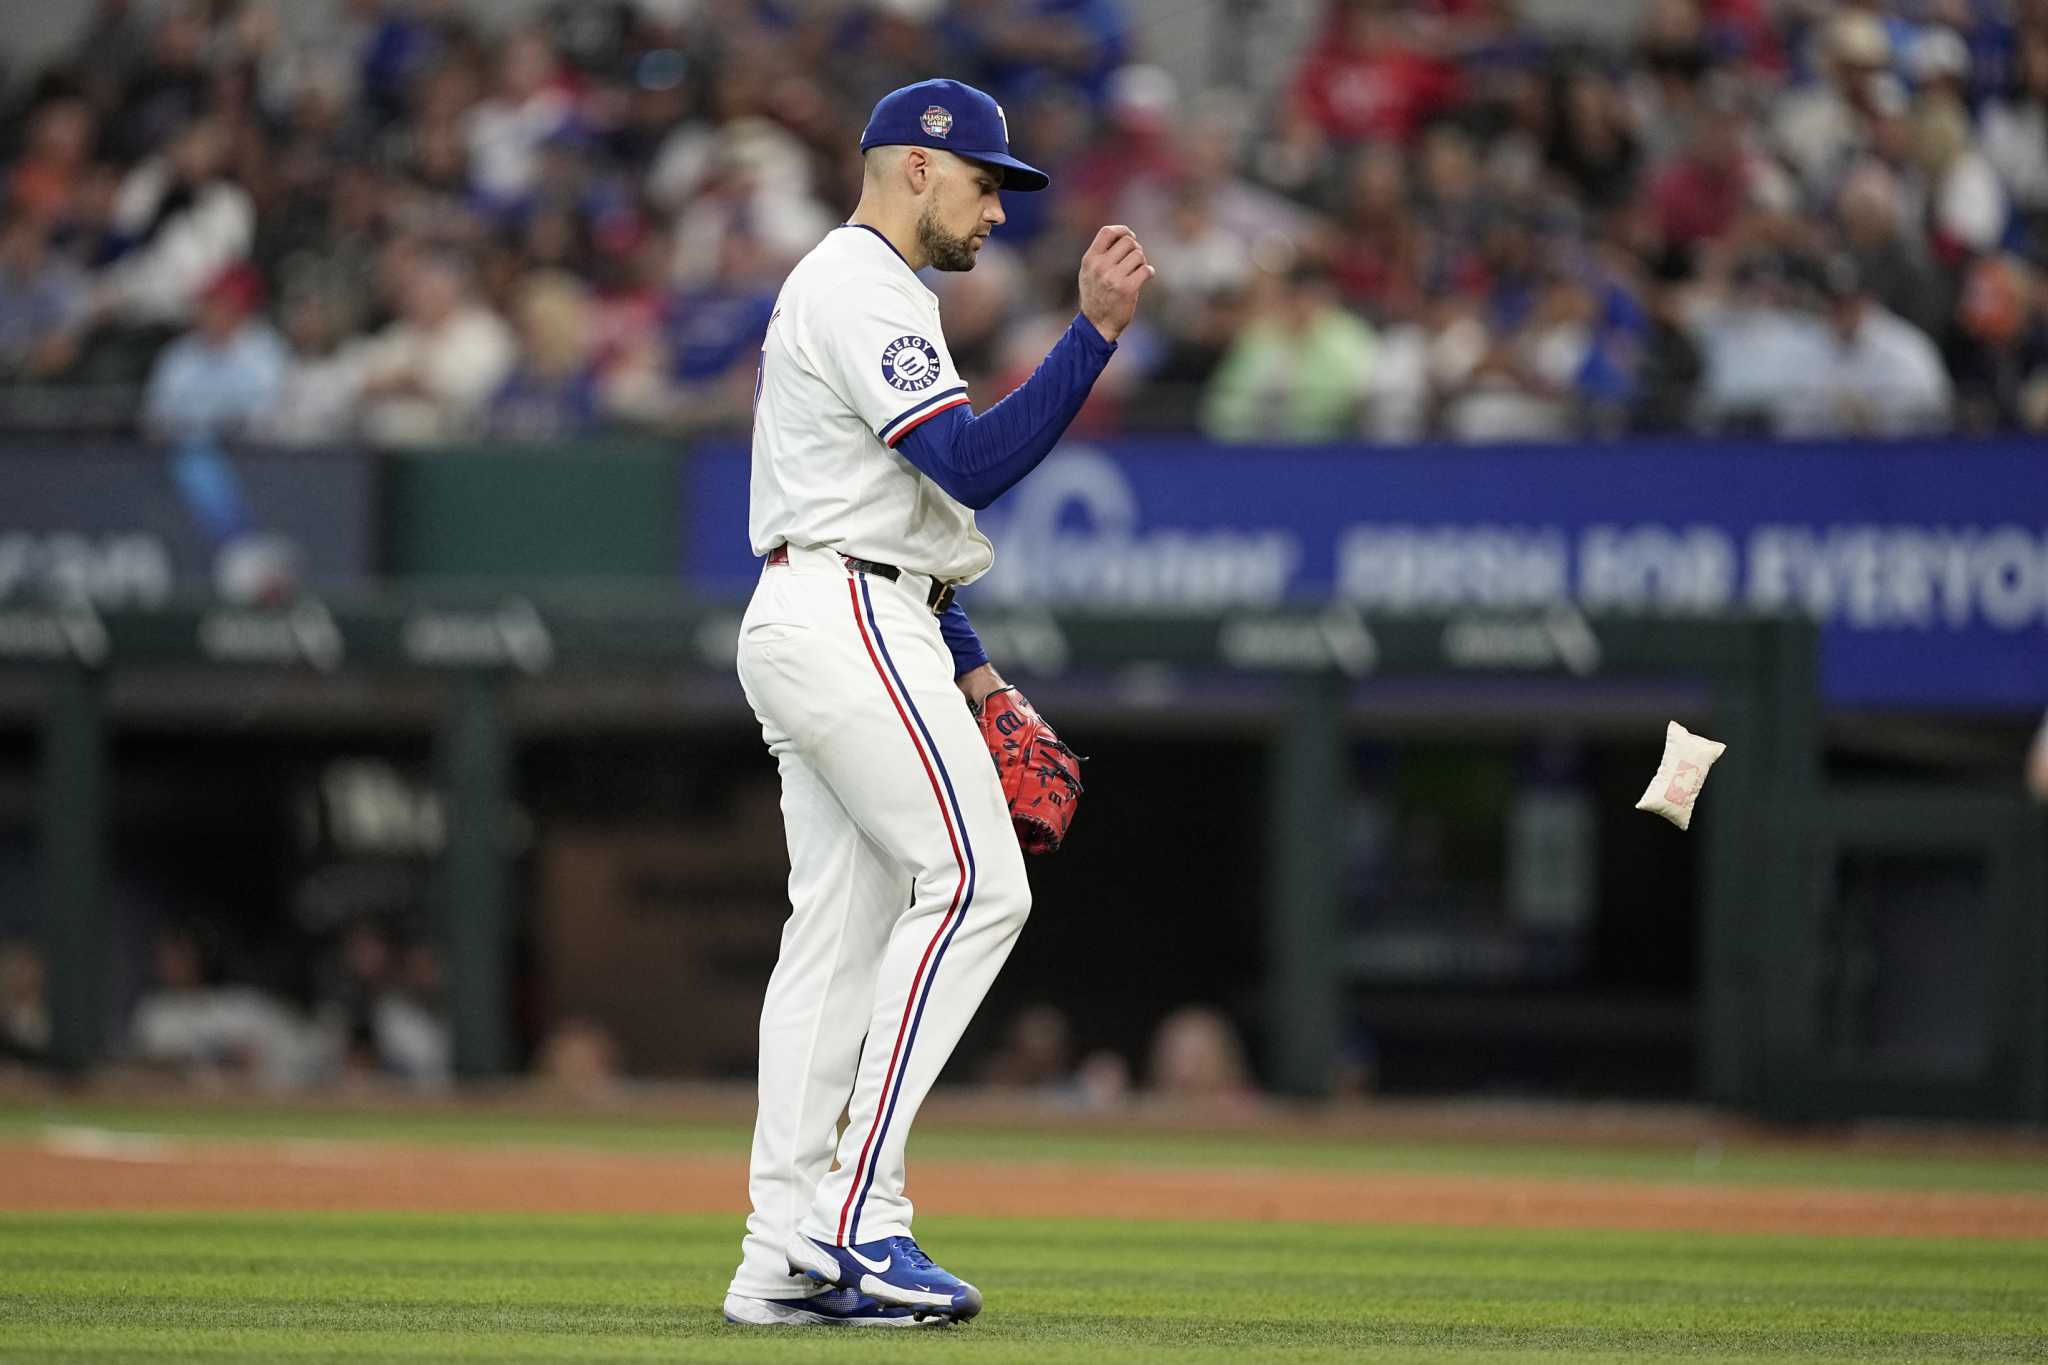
left=766, top=545, right=956, bottom=614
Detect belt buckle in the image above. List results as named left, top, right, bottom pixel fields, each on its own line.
left=929, top=581, right=956, bottom=614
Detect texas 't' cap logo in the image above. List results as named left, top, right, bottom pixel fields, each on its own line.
left=920, top=105, right=952, bottom=139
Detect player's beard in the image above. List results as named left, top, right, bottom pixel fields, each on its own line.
left=916, top=202, right=979, bottom=272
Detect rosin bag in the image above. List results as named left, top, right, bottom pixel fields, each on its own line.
left=1634, top=721, right=1728, bottom=832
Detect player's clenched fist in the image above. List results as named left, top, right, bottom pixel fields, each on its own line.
left=1078, top=225, right=1154, bottom=343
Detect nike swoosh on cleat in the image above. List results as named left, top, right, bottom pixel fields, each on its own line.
left=860, top=1274, right=954, bottom=1309
left=845, top=1247, right=892, bottom=1273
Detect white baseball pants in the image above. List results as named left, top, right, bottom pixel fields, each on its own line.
left=727, top=544, right=1030, bottom=1301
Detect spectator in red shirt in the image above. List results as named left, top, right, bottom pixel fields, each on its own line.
left=1701, top=0, right=1782, bottom=72
left=1330, top=142, right=1427, bottom=315
left=1290, top=0, right=1464, bottom=147
left=1063, top=64, right=1184, bottom=224
left=1647, top=103, right=1781, bottom=257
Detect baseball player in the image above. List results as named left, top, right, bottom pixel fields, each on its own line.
left=721, top=78, right=1151, bottom=1329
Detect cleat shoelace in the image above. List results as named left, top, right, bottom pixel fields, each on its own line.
left=891, top=1238, right=939, bottom=1275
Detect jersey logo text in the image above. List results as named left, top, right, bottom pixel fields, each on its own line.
left=920, top=105, right=953, bottom=138
left=881, top=335, right=943, bottom=392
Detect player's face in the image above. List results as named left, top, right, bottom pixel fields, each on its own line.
left=917, top=157, right=1005, bottom=272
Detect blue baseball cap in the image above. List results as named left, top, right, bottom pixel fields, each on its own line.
left=858, top=78, right=1050, bottom=192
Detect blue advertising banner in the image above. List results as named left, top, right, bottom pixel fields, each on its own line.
left=0, top=440, right=374, bottom=607
left=685, top=438, right=2048, bottom=710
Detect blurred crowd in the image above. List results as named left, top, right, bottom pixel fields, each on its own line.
left=976, top=1001, right=1269, bottom=1110
left=0, top=924, right=1269, bottom=1105
left=1205, top=0, right=2048, bottom=441
left=1, top=0, right=2047, bottom=449
left=0, top=919, right=451, bottom=1091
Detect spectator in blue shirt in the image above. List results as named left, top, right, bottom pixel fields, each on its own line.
left=0, top=212, right=88, bottom=380
left=141, top=262, right=288, bottom=439
left=947, top=0, right=1130, bottom=107
left=489, top=271, right=604, bottom=440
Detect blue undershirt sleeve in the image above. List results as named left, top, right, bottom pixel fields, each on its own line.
left=937, top=596, right=990, bottom=679
left=894, top=313, right=1115, bottom=510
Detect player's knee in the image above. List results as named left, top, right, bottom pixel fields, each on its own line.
left=976, top=862, right=1031, bottom=931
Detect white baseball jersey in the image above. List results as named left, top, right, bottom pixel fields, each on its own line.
left=749, top=224, right=992, bottom=584
left=729, top=223, right=1035, bottom=1306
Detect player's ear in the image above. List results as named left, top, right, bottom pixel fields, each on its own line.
left=904, top=148, right=930, bottom=194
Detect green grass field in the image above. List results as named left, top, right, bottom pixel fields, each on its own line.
left=2, top=1102, right=2044, bottom=1363
left=3, top=1213, right=2042, bottom=1363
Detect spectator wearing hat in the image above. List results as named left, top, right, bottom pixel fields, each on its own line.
left=140, top=261, right=287, bottom=439
left=1774, top=11, right=1895, bottom=197
left=1835, top=158, right=1952, bottom=336
left=1689, top=250, right=1834, bottom=434
left=1908, top=24, right=1974, bottom=99
left=1783, top=255, right=1952, bottom=437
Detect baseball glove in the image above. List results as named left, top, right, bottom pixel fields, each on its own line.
left=974, top=686, right=1083, bottom=855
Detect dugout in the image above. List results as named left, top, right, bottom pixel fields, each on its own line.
left=5, top=592, right=2042, bottom=1123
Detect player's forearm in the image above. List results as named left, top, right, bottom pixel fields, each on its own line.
left=895, top=314, right=1115, bottom=509
left=955, top=662, right=1008, bottom=707
left=938, top=597, right=991, bottom=678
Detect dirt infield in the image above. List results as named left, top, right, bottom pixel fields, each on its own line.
left=5, top=1136, right=2044, bottom=1239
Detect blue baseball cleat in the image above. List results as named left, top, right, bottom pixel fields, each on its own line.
left=721, top=1287, right=948, bottom=1328
left=787, top=1234, right=984, bottom=1321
